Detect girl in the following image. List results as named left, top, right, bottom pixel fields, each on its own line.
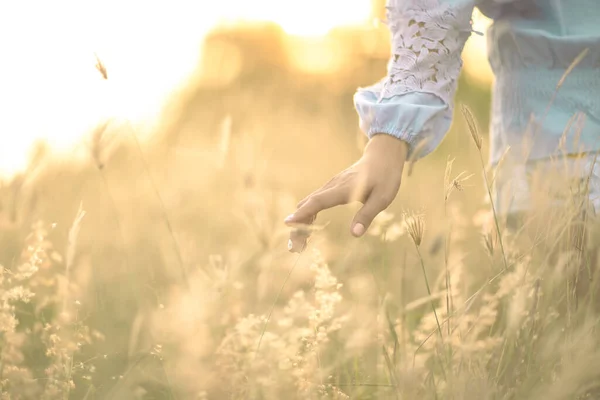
left=285, top=0, right=600, bottom=252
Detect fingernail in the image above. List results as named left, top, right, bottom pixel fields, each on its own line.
left=284, top=214, right=295, bottom=223
left=352, top=223, right=365, bottom=237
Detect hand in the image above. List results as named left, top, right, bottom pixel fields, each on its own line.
left=284, top=134, right=409, bottom=253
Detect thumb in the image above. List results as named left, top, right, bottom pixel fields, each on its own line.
left=350, top=190, right=391, bottom=237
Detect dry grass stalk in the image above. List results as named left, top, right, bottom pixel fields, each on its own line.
left=461, top=103, right=509, bottom=271
left=460, top=105, right=482, bottom=150
left=557, top=48, right=589, bottom=89
left=90, top=120, right=110, bottom=170
left=444, top=157, right=474, bottom=202
left=63, top=203, right=86, bottom=312
left=404, top=211, right=425, bottom=247
left=94, top=52, right=108, bottom=80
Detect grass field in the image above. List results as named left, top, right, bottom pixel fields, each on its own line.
left=1, top=23, right=600, bottom=400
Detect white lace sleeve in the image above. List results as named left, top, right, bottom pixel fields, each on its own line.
left=371, top=0, right=475, bottom=105
left=353, top=0, right=477, bottom=160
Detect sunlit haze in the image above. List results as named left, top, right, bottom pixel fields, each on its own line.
left=0, top=0, right=489, bottom=178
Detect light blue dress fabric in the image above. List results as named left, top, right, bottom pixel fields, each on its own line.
left=354, top=0, right=600, bottom=214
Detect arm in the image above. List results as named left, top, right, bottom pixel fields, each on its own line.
left=355, top=0, right=476, bottom=159
left=285, top=0, right=477, bottom=250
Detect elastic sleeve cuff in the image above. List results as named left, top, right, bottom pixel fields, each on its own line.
left=354, top=90, right=453, bottom=159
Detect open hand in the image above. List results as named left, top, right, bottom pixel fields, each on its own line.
left=284, top=134, right=409, bottom=252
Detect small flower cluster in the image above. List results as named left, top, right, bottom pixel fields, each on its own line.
left=215, top=248, right=349, bottom=399
left=0, top=217, right=103, bottom=400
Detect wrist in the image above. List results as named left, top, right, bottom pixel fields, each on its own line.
left=364, top=133, right=409, bottom=160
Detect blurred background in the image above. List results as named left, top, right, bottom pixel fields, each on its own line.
left=0, top=1, right=498, bottom=398
left=0, top=0, right=492, bottom=178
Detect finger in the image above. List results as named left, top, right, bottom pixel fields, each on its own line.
left=286, top=188, right=347, bottom=253
left=288, top=226, right=313, bottom=254
left=350, top=189, right=393, bottom=237
left=288, top=187, right=349, bottom=224
left=287, top=214, right=316, bottom=253
left=296, top=177, right=339, bottom=209
left=296, top=194, right=314, bottom=210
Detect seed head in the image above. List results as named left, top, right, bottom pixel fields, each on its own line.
left=444, top=157, right=473, bottom=201
left=94, top=52, right=108, bottom=80
left=461, top=104, right=482, bottom=150
left=403, top=211, right=425, bottom=247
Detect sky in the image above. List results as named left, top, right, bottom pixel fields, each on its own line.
left=0, top=1, right=489, bottom=178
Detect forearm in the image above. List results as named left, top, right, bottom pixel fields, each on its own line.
left=364, top=134, right=409, bottom=164
left=354, top=0, right=477, bottom=159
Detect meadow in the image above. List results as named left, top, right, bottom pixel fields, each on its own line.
left=1, top=22, right=599, bottom=399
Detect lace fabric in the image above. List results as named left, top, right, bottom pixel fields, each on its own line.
left=354, top=0, right=600, bottom=173
left=360, top=0, right=474, bottom=105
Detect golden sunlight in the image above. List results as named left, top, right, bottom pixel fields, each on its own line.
left=0, top=0, right=371, bottom=178
left=0, top=1, right=213, bottom=177
left=0, top=0, right=489, bottom=178
left=463, top=9, right=494, bottom=85
left=220, top=0, right=372, bottom=37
